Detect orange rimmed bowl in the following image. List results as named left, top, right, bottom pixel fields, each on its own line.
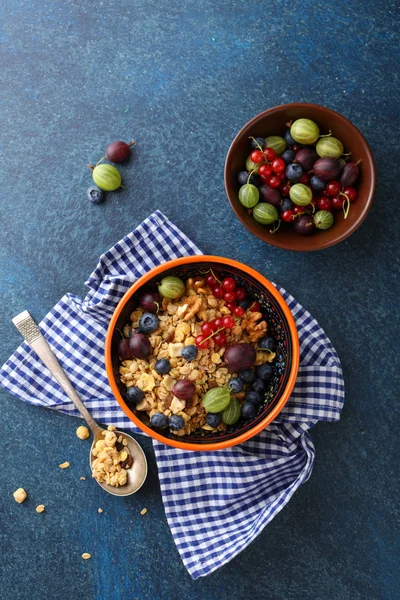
left=105, top=256, right=299, bottom=451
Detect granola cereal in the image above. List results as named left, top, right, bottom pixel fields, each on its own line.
left=119, top=272, right=277, bottom=437
left=13, top=488, right=27, bottom=503
left=91, top=430, right=133, bottom=488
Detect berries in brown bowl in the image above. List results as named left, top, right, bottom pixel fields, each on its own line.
left=237, top=118, right=361, bottom=236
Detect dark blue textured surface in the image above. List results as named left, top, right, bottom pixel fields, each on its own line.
left=0, top=1, right=399, bottom=599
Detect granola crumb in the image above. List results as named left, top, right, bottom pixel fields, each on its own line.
left=82, top=553, right=91, bottom=560
left=76, top=426, right=90, bottom=440
left=36, top=504, right=45, bottom=513
left=80, top=477, right=86, bottom=481
left=98, top=508, right=103, bottom=513
left=59, top=462, right=70, bottom=469
left=107, top=425, right=116, bottom=431
left=13, top=488, right=27, bottom=503
left=140, top=508, right=148, bottom=515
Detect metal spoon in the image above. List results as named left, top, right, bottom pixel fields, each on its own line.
left=12, top=310, right=148, bottom=497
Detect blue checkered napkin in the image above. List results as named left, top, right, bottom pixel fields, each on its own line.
left=0, top=210, right=344, bottom=580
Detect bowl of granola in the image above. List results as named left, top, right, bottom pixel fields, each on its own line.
left=105, top=256, right=299, bottom=451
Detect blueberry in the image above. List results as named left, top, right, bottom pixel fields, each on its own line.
left=251, top=173, right=263, bottom=187
left=279, top=198, right=294, bottom=214
left=246, top=391, right=263, bottom=405
left=239, top=369, right=255, bottom=383
left=310, top=176, right=326, bottom=192
left=155, top=358, right=171, bottom=375
left=169, top=415, right=185, bottom=431
left=228, top=377, right=244, bottom=393
left=284, top=130, right=296, bottom=145
left=237, top=298, right=250, bottom=310
left=251, top=379, right=265, bottom=394
left=238, top=171, right=249, bottom=186
left=251, top=136, right=265, bottom=150
left=181, top=345, right=198, bottom=362
left=286, top=163, right=303, bottom=181
left=281, top=149, right=295, bottom=165
left=259, top=336, right=277, bottom=352
left=206, top=413, right=221, bottom=428
left=255, top=363, right=273, bottom=381
left=241, top=402, right=256, bottom=419
left=150, top=412, right=168, bottom=428
left=138, top=312, right=159, bottom=334
left=125, top=386, right=143, bottom=406
left=87, top=186, right=105, bottom=204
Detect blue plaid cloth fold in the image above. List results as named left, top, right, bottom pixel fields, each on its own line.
left=0, top=210, right=344, bottom=579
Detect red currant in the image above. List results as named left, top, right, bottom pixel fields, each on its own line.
left=226, top=302, right=237, bottom=313
left=258, top=164, right=273, bottom=179
left=223, top=290, right=236, bottom=303
left=195, top=334, right=210, bottom=349
left=272, top=158, right=285, bottom=173
left=292, top=144, right=303, bottom=153
left=317, top=196, right=332, bottom=211
left=222, top=277, right=236, bottom=291
left=268, top=175, right=281, bottom=189
left=234, top=287, right=246, bottom=301
left=213, top=286, right=224, bottom=299
left=299, top=174, right=310, bottom=185
left=250, top=150, right=265, bottom=164
left=234, top=306, right=245, bottom=317
left=280, top=181, right=291, bottom=196
left=326, top=180, right=341, bottom=197
left=201, top=322, right=216, bottom=336
left=205, top=274, right=218, bottom=288
left=212, top=318, right=224, bottom=329
left=263, top=147, right=276, bottom=161
left=222, top=315, right=235, bottom=329
left=249, top=301, right=261, bottom=312
left=293, top=206, right=305, bottom=214
left=214, top=332, right=227, bottom=346
left=343, top=187, right=357, bottom=202
left=282, top=210, right=294, bottom=222
left=332, top=196, right=344, bottom=210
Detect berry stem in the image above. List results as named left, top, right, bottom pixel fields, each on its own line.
left=318, top=131, right=332, bottom=138
left=285, top=120, right=293, bottom=127
left=88, top=163, right=95, bottom=171
left=339, top=191, right=351, bottom=219
left=116, top=328, right=125, bottom=340
left=128, top=141, right=136, bottom=148
left=201, top=326, right=225, bottom=344
left=247, top=169, right=256, bottom=185
left=249, top=136, right=265, bottom=154
left=96, top=156, right=107, bottom=166
left=269, top=219, right=281, bottom=234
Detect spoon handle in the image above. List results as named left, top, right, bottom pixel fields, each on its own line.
left=12, top=310, right=103, bottom=436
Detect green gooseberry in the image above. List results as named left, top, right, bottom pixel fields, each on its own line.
left=91, top=164, right=122, bottom=191
left=239, top=184, right=259, bottom=208
left=246, top=155, right=260, bottom=173
left=253, top=203, right=278, bottom=225
left=264, top=136, right=286, bottom=155
left=316, top=137, right=344, bottom=158
left=290, top=118, right=320, bottom=144
left=221, top=397, right=241, bottom=425
left=289, top=183, right=313, bottom=206
left=314, top=210, right=334, bottom=230
left=158, top=276, right=185, bottom=299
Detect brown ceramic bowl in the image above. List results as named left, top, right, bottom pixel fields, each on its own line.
left=224, top=103, right=376, bottom=251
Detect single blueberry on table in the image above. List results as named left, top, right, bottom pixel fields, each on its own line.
left=154, top=358, right=171, bottom=375
left=259, top=336, right=277, bottom=352
left=246, top=391, right=263, bottom=405
left=138, top=312, right=159, bottom=334
left=181, top=345, right=198, bottom=361
left=87, top=186, right=105, bottom=204
left=228, top=377, right=244, bottom=393
left=241, top=402, right=256, bottom=419
left=125, top=386, right=143, bottom=406
left=169, top=415, right=185, bottom=431
left=206, top=413, right=221, bottom=428
left=286, top=163, right=303, bottom=181
left=256, top=363, right=273, bottom=381
left=239, top=369, right=255, bottom=383
left=150, top=412, right=168, bottom=428
left=251, top=379, right=265, bottom=394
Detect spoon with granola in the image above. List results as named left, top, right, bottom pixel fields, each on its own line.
left=12, top=310, right=148, bottom=496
